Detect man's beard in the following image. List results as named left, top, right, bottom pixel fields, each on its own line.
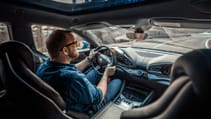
left=68, top=52, right=79, bottom=59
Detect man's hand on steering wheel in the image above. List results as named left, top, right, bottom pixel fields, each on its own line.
left=90, top=46, right=117, bottom=75
left=87, top=49, right=98, bottom=62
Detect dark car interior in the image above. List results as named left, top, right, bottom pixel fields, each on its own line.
left=1, top=0, right=211, bottom=119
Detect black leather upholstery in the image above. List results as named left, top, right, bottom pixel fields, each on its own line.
left=0, top=41, right=88, bottom=119
left=171, top=49, right=211, bottom=99
left=120, top=49, right=211, bottom=119
left=0, top=41, right=66, bottom=108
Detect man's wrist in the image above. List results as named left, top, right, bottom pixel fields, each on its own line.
left=86, top=56, right=91, bottom=62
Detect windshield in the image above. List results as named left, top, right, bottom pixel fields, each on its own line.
left=85, top=24, right=211, bottom=53
left=87, top=26, right=132, bottom=44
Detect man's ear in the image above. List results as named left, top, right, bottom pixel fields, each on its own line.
left=62, top=47, right=69, bottom=55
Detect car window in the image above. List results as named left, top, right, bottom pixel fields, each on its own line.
left=72, top=33, right=90, bottom=50
left=31, top=24, right=90, bottom=54
left=31, top=24, right=60, bottom=54
left=0, top=22, right=10, bottom=43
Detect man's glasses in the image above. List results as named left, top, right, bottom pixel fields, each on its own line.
left=61, top=40, right=78, bottom=51
left=65, top=41, right=78, bottom=47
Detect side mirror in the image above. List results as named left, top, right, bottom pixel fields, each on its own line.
left=78, top=41, right=90, bottom=50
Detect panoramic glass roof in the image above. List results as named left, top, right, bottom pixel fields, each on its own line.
left=13, top=0, right=147, bottom=14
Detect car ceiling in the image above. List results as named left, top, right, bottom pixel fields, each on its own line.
left=1, top=0, right=211, bottom=28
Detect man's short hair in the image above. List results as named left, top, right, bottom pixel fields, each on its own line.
left=46, top=29, right=73, bottom=58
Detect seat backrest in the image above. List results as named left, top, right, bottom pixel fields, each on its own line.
left=0, top=40, right=66, bottom=109
left=0, top=40, right=90, bottom=119
left=0, top=41, right=69, bottom=119
left=0, top=57, right=7, bottom=99
left=120, top=49, right=211, bottom=119
left=0, top=58, right=6, bottom=93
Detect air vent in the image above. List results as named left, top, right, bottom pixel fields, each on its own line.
left=149, top=65, right=162, bottom=71
left=149, top=64, right=172, bottom=77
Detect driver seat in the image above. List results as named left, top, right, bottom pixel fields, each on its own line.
left=0, top=40, right=89, bottom=119
left=120, top=49, right=211, bottom=119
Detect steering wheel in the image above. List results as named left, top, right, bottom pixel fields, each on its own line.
left=91, top=45, right=117, bottom=75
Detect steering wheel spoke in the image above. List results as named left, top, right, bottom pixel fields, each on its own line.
left=95, top=65, right=101, bottom=70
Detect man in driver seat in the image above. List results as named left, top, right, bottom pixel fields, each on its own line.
left=36, top=30, right=122, bottom=117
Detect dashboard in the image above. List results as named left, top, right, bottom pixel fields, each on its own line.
left=111, top=47, right=182, bottom=85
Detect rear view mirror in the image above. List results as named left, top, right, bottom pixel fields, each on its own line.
left=126, top=33, right=136, bottom=39
left=126, top=32, right=147, bottom=40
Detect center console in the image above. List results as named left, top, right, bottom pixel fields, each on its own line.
left=114, top=86, right=154, bottom=110
left=92, top=84, right=154, bottom=119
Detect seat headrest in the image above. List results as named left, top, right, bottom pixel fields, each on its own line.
left=170, top=49, right=211, bottom=99
left=0, top=41, right=35, bottom=72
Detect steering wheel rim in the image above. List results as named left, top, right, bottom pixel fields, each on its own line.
left=91, top=45, right=117, bottom=75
